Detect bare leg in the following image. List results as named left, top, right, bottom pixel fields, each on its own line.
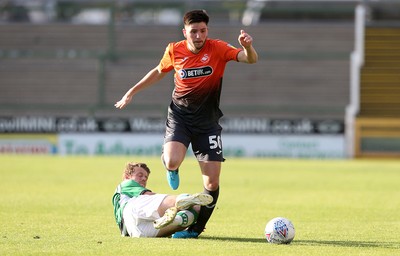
left=157, top=225, right=185, bottom=237
left=199, top=161, right=221, bottom=191
left=162, top=141, right=187, bottom=171
left=157, top=195, right=177, bottom=217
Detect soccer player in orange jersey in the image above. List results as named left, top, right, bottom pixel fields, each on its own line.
left=115, top=9, right=258, bottom=238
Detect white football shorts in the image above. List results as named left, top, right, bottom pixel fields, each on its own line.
left=123, top=194, right=168, bottom=237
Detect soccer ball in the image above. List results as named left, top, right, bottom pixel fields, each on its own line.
left=264, top=217, right=295, bottom=244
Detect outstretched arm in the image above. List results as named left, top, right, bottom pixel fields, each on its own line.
left=237, top=30, right=258, bottom=64
left=115, top=67, right=168, bottom=109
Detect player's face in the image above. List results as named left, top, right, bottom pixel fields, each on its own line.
left=183, top=22, right=208, bottom=54
left=130, top=168, right=149, bottom=187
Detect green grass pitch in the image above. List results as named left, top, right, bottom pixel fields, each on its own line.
left=1, top=155, right=399, bottom=256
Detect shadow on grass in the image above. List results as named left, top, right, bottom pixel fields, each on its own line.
left=294, top=240, right=399, bottom=249
left=201, top=236, right=266, bottom=244
left=201, top=237, right=399, bottom=249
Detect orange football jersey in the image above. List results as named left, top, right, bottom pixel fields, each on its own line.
left=158, top=38, right=241, bottom=123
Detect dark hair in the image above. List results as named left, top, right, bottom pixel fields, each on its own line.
left=183, top=10, right=209, bottom=26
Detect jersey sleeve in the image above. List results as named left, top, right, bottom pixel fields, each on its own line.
left=157, top=43, right=175, bottom=73
left=215, top=40, right=242, bottom=62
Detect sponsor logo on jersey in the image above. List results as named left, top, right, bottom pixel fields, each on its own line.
left=178, top=66, right=213, bottom=79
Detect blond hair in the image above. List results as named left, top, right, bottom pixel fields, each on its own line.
left=122, top=162, right=150, bottom=180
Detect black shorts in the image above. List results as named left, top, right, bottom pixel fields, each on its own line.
left=164, top=107, right=225, bottom=162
